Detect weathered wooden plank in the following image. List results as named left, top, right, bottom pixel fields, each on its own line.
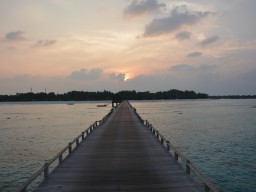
left=35, top=101, right=201, bottom=192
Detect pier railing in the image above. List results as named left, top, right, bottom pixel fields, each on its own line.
left=130, top=104, right=219, bottom=192
left=18, top=101, right=219, bottom=192
left=17, top=106, right=117, bottom=192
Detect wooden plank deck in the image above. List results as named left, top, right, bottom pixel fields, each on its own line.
left=35, top=101, right=201, bottom=192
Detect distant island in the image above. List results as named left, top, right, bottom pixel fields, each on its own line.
left=0, top=89, right=255, bottom=102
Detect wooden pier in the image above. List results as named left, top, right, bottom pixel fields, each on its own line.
left=18, top=101, right=218, bottom=192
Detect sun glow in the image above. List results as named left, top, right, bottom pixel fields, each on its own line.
left=124, top=73, right=133, bottom=81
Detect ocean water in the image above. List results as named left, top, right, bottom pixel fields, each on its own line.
left=0, top=100, right=255, bottom=192
left=0, top=101, right=112, bottom=192
left=131, top=99, right=256, bottom=192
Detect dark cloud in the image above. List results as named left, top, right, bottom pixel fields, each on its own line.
left=69, top=68, right=102, bottom=80
left=4, top=31, right=26, bottom=41
left=200, top=35, right=219, bottom=46
left=171, top=64, right=216, bottom=72
left=34, top=40, right=56, bottom=48
left=124, top=0, right=165, bottom=18
left=187, top=52, right=202, bottom=58
left=175, top=31, right=191, bottom=40
left=110, top=73, right=126, bottom=82
left=143, top=5, right=211, bottom=37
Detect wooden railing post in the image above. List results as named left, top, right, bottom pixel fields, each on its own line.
left=44, top=162, right=49, bottom=178
left=59, top=154, right=63, bottom=164
left=20, top=187, right=27, bottom=192
left=68, top=143, right=72, bottom=154
left=160, top=137, right=164, bottom=144
left=204, top=183, right=210, bottom=192
left=186, top=160, right=191, bottom=174
left=175, top=152, right=178, bottom=161
left=156, top=132, right=159, bottom=139
left=82, top=132, right=85, bottom=140
left=167, top=143, right=170, bottom=151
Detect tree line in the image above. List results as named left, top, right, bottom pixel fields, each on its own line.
left=0, top=89, right=209, bottom=102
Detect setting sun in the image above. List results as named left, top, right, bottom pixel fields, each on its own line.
left=0, top=0, right=255, bottom=95
left=124, top=73, right=132, bottom=81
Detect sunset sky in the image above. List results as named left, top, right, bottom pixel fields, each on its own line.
left=0, top=0, right=255, bottom=95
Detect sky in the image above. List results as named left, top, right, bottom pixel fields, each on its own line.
left=0, top=0, right=256, bottom=95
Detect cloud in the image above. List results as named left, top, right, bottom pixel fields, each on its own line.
left=124, top=0, right=165, bottom=18
left=187, top=52, right=202, bottom=58
left=171, top=64, right=216, bottom=72
left=33, top=40, right=57, bottom=48
left=110, top=73, right=126, bottom=82
left=143, top=5, right=211, bottom=37
left=4, top=31, right=26, bottom=41
left=175, top=31, right=191, bottom=40
left=200, top=35, right=219, bottom=46
left=1, top=68, right=255, bottom=95
left=220, top=0, right=256, bottom=41
left=69, top=68, right=102, bottom=80
left=171, top=64, right=194, bottom=71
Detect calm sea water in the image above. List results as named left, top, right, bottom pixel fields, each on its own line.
left=131, top=99, right=256, bottom=192
left=0, top=100, right=255, bottom=192
left=0, top=101, right=112, bottom=192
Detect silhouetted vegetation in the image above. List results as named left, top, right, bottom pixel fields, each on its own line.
left=1, top=90, right=255, bottom=102
left=0, top=89, right=210, bottom=102
left=117, top=89, right=208, bottom=100
left=208, top=95, right=256, bottom=99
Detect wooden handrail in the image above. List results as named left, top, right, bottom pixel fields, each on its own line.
left=17, top=106, right=117, bottom=192
left=132, top=107, right=219, bottom=192
left=18, top=102, right=218, bottom=192
left=127, top=102, right=219, bottom=191
left=147, top=122, right=218, bottom=192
